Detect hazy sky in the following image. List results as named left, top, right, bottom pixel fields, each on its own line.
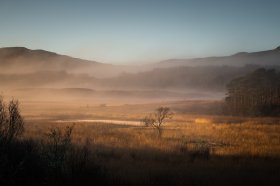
left=1, top=0, right=280, bottom=64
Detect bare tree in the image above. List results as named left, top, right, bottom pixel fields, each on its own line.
left=143, top=107, right=173, bottom=138
left=0, top=98, right=6, bottom=134
left=0, top=97, right=24, bottom=143
left=45, top=125, right=74, bottom=172
left=142, top=114, right=155, bottom=127
left=7, top=100, right=24, bottom=141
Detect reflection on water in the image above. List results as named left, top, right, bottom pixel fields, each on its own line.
left=55, top=119, right=141, bottom=126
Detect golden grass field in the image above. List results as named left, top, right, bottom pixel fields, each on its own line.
left=24, top=112, right=280, bottom=158
left=16, top=100, right=280, bottom=185
left=21, top=100, right=280, bottom=158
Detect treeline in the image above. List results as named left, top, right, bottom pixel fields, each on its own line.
left=224, top=68, right=280, bottom=116
left=104, top=65, right=268, bottom=90
left=1, top=64, right=280, bottom=91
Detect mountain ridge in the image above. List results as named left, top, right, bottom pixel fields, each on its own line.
left=0, top=46, right=101, bottom=65
left=1, top=46, right=280, bottom=78
left=1, top=45, right=280, bottom=65
left=159, top=46, right=280, bottom=67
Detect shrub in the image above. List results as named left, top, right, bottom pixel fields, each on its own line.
left=0, top=97, right=24, bottom=144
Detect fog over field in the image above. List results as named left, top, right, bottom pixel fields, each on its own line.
left=1, top=0, right=280, bottom=185
left=1, top=46, right=280, bottom=105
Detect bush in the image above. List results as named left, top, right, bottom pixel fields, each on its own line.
left=0, top=97, right=103, bottom=185
left=0, top=97, right=24, bottom=144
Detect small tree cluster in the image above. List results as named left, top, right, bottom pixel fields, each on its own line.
left=45, top=125, right=74, bottom=169
left=225, top=68, right=280, bottom=116
left=0, top=97, right=24, bottom=143
left=0, top=97, right=104, bottom=185
left=142, top=107, right=173, bottom=138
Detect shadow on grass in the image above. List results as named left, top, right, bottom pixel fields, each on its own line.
left=1, top=137, right=280, bottom=186
left=91, top=143, right=280, bottom=186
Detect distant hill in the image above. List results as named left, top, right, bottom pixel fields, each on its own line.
left=1, top=46, right=280, bottom=91
left=159, top=46, right=280, bottom=67
left=0, top=47, right=141, bottom=77
left=1, top=46, right=280, bottom=77
left=0, top=47, right=100, bottom=71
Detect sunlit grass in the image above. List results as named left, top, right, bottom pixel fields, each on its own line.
left=18, top=101, right=280, bottom=185
left=24, top=114, right=280, bottom=158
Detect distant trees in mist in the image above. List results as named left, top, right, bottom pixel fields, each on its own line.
left=224, top=68, right=280, bottom=116
left=106, top=65, right=263, bottom=90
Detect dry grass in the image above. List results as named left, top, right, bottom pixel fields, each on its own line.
left=18, top=101, right=280, bottom=185
left=21, top=100, right=280, bottom=157
left=24, top=115, right=280, bottom=158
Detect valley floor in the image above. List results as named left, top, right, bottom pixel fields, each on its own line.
left=17, top=100, right=280, bottom=186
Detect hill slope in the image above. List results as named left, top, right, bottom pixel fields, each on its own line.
left=0, top=47, right=101, bottom=72
left=0, top=47, right=141, bottom=77
left=159, top=46, right=280, bottom=67
left=1, top=46, right=280, bottom=91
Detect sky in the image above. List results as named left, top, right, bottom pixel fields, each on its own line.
left=1, top=0, right=280, bottom=64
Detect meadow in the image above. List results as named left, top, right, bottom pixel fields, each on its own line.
left=16, top=100, right=280, bottom=186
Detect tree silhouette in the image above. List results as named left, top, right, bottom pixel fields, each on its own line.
left=142, top=107, right=173, bottom=138
left=0, top=97, right=24, bottom=143
left=225, top=68, right=280, bottom=116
